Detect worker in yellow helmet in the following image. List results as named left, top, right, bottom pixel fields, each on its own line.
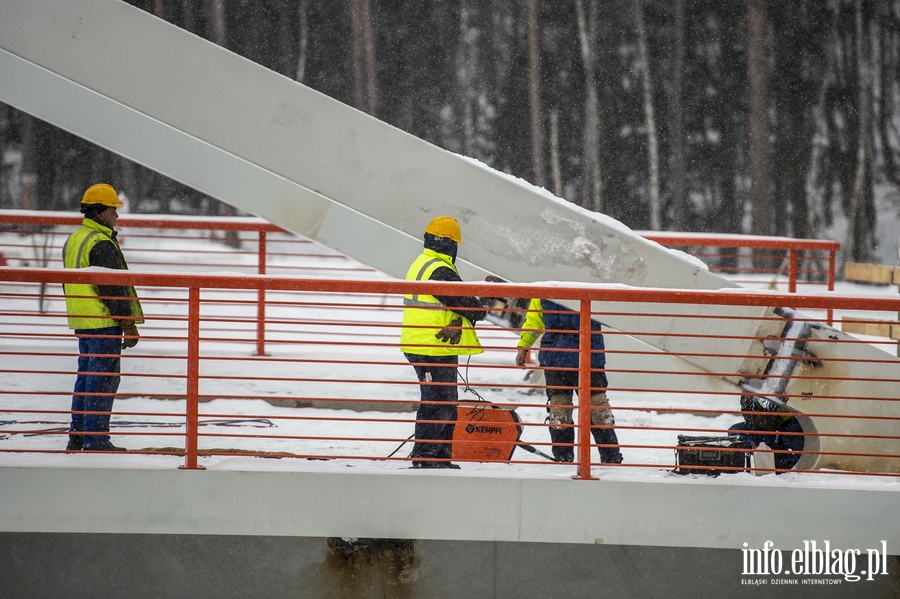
left=62, top=184, right=144, bottom=451
left=400, top=216, right=486, bottom=468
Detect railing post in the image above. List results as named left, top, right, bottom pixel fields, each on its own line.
left=788, top=248, right=798, bottom=293
left=256, top=230, right=267, bottom=356
left=180, top=286, right=204, bottom=470
left=575, top=299, right=596, bottom=480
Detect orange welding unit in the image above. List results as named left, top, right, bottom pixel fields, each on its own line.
left=451, top=402, right=524, bottom=462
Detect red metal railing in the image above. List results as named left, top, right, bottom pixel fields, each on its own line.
left=0, top=210, right=378, bottom=356
left=640, top=232, right=840, bottom=325
left=2, top=265, right=898, bottom=479
left=1, top=213, right=841, bottom=354
left=639, top=231, right=840, bottom=292
left=3, top=214, right=840, bottom=293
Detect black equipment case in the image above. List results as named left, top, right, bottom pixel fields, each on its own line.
left=674, top=435, right=750, bottom=476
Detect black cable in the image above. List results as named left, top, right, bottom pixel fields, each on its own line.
left=4, top=418, right=276, bottom=440
left=458, top=358, right=556, bottom=462
left=386, top=434, right=415, bottom=459
left=459, top=356, right=487, bottom=403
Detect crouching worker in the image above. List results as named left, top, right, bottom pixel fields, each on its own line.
left=515, top=299, right=623, bottom=464
left=400, top=217, right=486, bottom=469
left=729, top=394, right=803, bottom=470
left=63, top=184, right=144, bottom=451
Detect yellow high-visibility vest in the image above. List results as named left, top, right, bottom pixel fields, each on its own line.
left=63, top=218, right=144, bottom=330
left=400, top=249, right=482, bottom=356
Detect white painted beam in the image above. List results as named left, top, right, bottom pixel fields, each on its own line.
left=0, top=0, right=763, bottom=379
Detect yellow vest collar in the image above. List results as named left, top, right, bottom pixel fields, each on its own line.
left=81, top=217, right=116, bottom=240
left=422, top=247, right=454, bottom=267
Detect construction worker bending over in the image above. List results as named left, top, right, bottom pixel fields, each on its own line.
left=515, top=299, right=623, bottom=464
left=400, top=216, right=486, bottom=469
left=728, top=394, right=803, bottom=470
left=63, top=184, right=143, bottom=451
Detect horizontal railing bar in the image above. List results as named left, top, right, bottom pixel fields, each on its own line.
left=3, top=267, right=897, bottom=311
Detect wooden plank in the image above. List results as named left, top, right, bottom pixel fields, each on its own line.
left=842, top=318, right=894, bottom=338
left=844, top=262, right=897, bottom=284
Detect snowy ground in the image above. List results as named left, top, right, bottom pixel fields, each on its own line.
left=1, top=223, right=899, bottom=492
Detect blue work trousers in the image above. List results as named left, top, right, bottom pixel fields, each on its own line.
left=71, top=327, right=122, bottom=449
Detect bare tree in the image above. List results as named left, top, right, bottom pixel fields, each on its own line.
left=549, top=108, right=563, bottom=197
left=205, top=0, right=226, bottom=46
left=183, top=0, right=196, bottom=31
left=747, top=0, right=771, bottom=236
left=847, top=0, right=874, bottom=261
left=574, top=0, right=602, bottom=212
left=295, top=0, right=309, bottom=83
left=116, top=156, right=140, bottom=213
left=806, top=2, right=842, bottom=239
left=90, top=144, right=105, bottom=184
left=805, top=56, right=833, bottom=238
left=275, top=0, right=293, bottom=77
left=457, top=0, right=475, bottom=156
left=19, top=115, right=38, bottom=211
left=876, top=0, right=899, bottom=187
left=669, top=0, right=686, bottom=231
left=634, top=0, right=661, bottom=230
left=526, top=0, right=546, bottom=188
left=350, top=0, right=378, bottom=115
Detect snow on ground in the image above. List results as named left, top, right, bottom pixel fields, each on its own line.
left=1, top=223, right=899, bottom=492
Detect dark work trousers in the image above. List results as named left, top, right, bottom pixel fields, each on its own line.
left=405, top=353, right=459, bottom=462
left=71, top=326, right=122, bottom=450
left=543, top=369, right=609, bottom=400
left=728, top=419, right=804, bottom=470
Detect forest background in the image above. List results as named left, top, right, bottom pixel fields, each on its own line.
left=2, top=0, right=899, bottom=264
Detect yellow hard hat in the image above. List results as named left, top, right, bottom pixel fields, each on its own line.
left=424, top=216, right=463, bottom=243
left=81, top=183, right=123, bottom=208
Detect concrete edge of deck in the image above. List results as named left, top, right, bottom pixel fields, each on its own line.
left=1, top=459, right=897, bottom=551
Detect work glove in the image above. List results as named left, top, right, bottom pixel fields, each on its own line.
left=515, top=348, right=530, bottom=367
left=435, top=317, right=463, bottom=345
left=121, top=322, right=140, bottom=349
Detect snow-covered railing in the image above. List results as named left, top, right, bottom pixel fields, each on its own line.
left=1, top=211, right=841, bottom=345
left=640, top=231, right=840, bottom=295
left=2, top=267, right=899, bottom=478
left=0, top=210, right=381, bottom=356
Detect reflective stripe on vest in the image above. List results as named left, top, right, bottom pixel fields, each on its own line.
left=403, top=258, right=443, bottom=307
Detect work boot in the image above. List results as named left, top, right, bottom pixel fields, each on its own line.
left=592, top=427, right=623, bottom=464
left=84, top=440, right=127, bottom=452
left=95, top=444, right=127, bottom=452
left=549, top=427, right=575, bottom=463
left=65, top=434, right=83, bottom=452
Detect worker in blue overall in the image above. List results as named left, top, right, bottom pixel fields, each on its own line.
left=63, top=184, right=143, bottom=451
left=729, top=395, right=803, bottom=470
left=516, top=299, right=623, bottom=464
